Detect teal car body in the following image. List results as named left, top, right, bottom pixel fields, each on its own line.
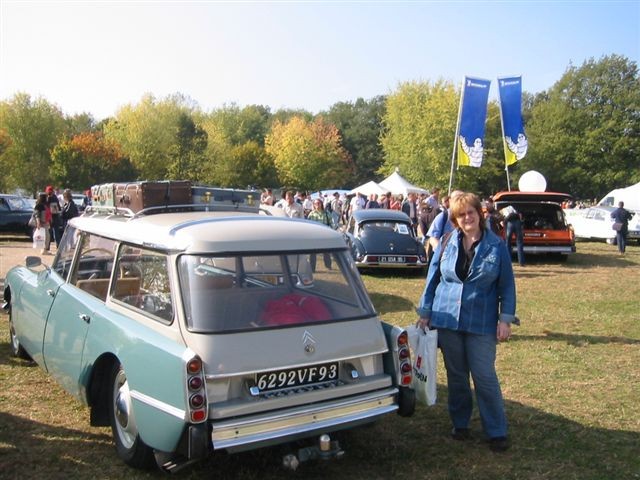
left=4, top=204, right=415, bottom=471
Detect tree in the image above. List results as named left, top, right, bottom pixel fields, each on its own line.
left=0, top=93, right=66, bottom=194
left=50, top=132, right=136, bottom=190
left=380, top=80, right=459, bottom=192
left=167, top=112, right=208, bottom=181
left=524, top=54, right=640, bottom=199
left=321, top=96, right=386, bottom=186
left=265, top=117, right=354, bottom=190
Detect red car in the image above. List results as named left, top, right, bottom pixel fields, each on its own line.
left=492, top=191, right=576, bottom=260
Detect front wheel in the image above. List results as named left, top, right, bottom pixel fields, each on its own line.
left=108, top=362, right=155, bottom=469
left=9, top=308, right=31, bottom=360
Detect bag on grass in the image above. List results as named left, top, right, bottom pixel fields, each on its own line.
left=406, top=325, right=438, bottom=406
left=612, top=222, right=623, bottom=231
left=32, top=227, right=46, bottom=250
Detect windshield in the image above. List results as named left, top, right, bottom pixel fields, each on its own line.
left=179, top=250, right=375, bottom=333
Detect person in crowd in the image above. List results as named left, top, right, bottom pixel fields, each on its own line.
left=299, top=192, right=313, bottom=217
left=380, top=192, right=391, bottom=209
left=402, top=192, right=418, bottom=234
left=261, top=188, right=274, bottom=206
left=81, top=189, right=92, bottom=211
left=45, top=185, right=62, bottom=248
left=390, top=194, right=402, bottom=210
left=330, top=192, right=343, bottom=228
left=283, top=191, right=304, bottom=218
left=61, top=189, right=79, bottom=231
left=33, top=192, right=52, bottom=255
left=418, top=199, right=440, bottom=245
left=484, top=197, right=502, bottom=235
left=307, top=199, right=333, bottom=269
left=610, top=201, right=633, bottom=255
left=501, top=205, right=525, bottom=266
left=426, top=187, right=441, bottom=210
left=365, top=193, right=380, bottom=209
left=416, top=192, right=516, bottom=453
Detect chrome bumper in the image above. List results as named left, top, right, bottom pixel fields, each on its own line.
left=211, top=388, right=398, bottom=452
left=519, top=245, right=575, bottom=254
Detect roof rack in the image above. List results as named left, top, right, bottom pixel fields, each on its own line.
left=83, top=202, right=260, bottom=219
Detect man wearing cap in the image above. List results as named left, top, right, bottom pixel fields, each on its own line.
left=45, top=186, right=62, bottom=248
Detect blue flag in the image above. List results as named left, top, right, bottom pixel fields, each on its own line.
left=457, top=76, right=491, bottom=167
left=498, top=76, right=527, bottom=166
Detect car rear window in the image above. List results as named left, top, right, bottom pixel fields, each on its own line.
left=178, top=250, right=375, bottom=333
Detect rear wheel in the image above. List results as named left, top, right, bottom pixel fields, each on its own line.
left=108, top=362, right=155, bottom=469
left=8, top=308, right=30, bottom=360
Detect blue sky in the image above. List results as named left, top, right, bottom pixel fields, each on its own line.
left=1, top=1, right=638, bottom=120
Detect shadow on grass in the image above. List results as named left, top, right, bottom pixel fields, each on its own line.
left=0, top=393, right=638, bottom=480
left=513, top=329, right=640, bottom=346
left=368, top=292, right=415, bottom=315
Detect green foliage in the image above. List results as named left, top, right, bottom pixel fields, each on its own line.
left=321, top=96, right=386, bottom=186
left=0, top=93, right=66, bottom=195
left=380, top=80, right=459, bottom=191
left=525, top=54, right=640, bottom=198
left=265, top=117, right=354, bottom=190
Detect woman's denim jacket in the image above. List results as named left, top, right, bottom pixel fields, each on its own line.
left=416, top=228, right=516, bottom=335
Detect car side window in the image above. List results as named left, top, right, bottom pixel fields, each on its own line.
left=52, top=226, right=80, bottom=280
left=71, top=233, right=117, bottom=301
left=0, top=198, right=8, bottom=211
left=113, top=245, right=173, bottom=322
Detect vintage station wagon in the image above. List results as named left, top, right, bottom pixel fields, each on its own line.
left=3, top=201, right=415, bottom=471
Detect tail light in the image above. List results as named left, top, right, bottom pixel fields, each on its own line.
left=397, top=333, right=413, bottom=386
left=185, top=354, right=207, bottom=423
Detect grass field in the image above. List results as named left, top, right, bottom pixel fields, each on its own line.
left=0, top=240, right=638, bottom=479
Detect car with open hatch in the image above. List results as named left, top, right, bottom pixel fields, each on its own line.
left=492, top=190, right=576, bottom=260
left=342, top=209, right=428, bottom=271
left=3, top=184, right=415, bottom=472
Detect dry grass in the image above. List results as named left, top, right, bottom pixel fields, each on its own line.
left=0, top=240, right=639, bottom=479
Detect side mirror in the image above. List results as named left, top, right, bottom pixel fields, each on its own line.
left=25, top=256, right=42, bottom=269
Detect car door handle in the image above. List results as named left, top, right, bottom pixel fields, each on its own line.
left=47, top=289, right=55, bottom=297
left=79, top=314, right=91, bottom=324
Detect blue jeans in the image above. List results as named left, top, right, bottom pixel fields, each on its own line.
left=616, top=231, right=627, bottom=253
left=505, top=219, right=525, bottom=266
left=437, top=328, right=507, bottom=438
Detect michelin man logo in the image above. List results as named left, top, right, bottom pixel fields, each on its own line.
left=459, top=136, right=484, bottom=167
left=506, top=133, right=528, bottom=160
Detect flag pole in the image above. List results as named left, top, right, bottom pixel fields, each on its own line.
left=497, top=79, right=512, bottom=191
left=448, top=77, right=465, bottom=195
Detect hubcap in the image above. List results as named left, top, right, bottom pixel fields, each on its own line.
left=112, top=368, right=138, bottom=449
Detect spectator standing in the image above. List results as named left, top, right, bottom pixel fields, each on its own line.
left=283, top=191, right=304, bottom=218
left=261, top=188, right=274, bottom=206
left=416, top=192, right=516, bottom=452
left=33, top=193, right=52, bottom=255
left=390, top=194, right=402, bottom=210
left=45, top=185, right=62, bottom=248
left=610, top=201, right=633, bottom=255
left=379, top=192, right=391, bottom=209
left=401, top=193, right=418, bottom=234
left=501, top=205, right=525, bottom=266
left=61, top=189, right=79, bottom=231
left=426, top=188, right=440, bottom=210
left=365, top=193, right=380, bottom=209
left=330, top=192, right=343, bottom=228
left=484, top=197, right=502, bottom=235
left=307, top=199, right=333, bottom=269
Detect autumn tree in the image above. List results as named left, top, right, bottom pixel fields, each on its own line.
left=50, top=132, right=136, bottom=190
left=265, top=116, right=353, bottom=190
left=0, top=93, right=66, bottom=195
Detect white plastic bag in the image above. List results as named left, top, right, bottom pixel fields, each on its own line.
left=32, top=227, right=46, bottom=250
left=406, top=325, right=438, bottom=406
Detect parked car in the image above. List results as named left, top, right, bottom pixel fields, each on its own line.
left=343, top=209, right=428, bottom=270
left=567, top=205, right=640, bottom=244
left=3, top=195, right=415, bottom=471
left=0, top=194, right=34, bottom=237
left=492, top=191, right=576, bottom=260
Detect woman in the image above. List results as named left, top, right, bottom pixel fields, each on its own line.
left=416, top=192, right=516, bottom=452
left=33, top=192, right=52, bottom=255
left=61, top=189, right=79, bottom=231
left=307, top=199, right=332, bottom=270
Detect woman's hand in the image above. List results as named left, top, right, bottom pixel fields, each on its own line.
left=497, top=321, right=511, bottom=342
left=416, top=317, right=430, bottom=330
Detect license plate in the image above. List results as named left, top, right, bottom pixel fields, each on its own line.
left=255, top=362, right=339, bottom=392
left=379, top=256, right=404, bottom=263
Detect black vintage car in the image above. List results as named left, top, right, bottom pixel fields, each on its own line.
left=343, top=209, right=428, bottom=271
left=0, top=194, right=33, bottom=237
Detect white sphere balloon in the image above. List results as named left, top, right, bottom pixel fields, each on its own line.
left=518, top=170, right=547, bottom=192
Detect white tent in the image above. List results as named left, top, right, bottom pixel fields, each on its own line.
left=348, top=181, right=387, bottom=197
left=598, top=181, right=640, bottom=211
left=378, top=170, right=429, bottom=196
